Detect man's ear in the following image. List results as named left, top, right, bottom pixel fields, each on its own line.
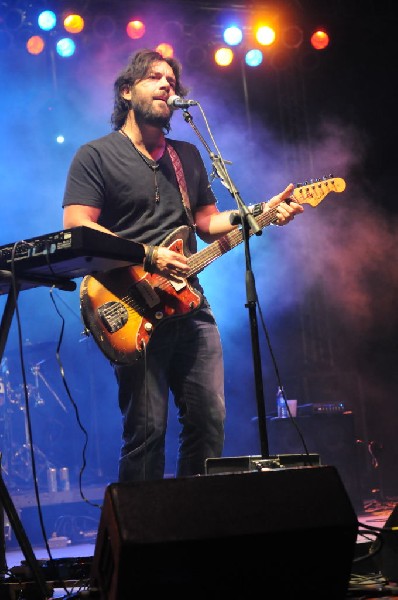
left=120, top=85, right=131, bottom=101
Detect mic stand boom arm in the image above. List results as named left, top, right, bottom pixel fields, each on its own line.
left=182, top=108, right=270, bottom=459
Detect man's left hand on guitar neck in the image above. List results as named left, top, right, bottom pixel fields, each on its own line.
left=263, top=182, right=304, bottom=226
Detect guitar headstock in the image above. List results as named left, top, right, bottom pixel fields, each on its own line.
left=292, top=177, right=346, bottom=207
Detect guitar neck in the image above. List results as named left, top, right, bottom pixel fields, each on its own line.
left=186, top=177, right=346, bottom=277
left=187, top=205, right=278, bottom=277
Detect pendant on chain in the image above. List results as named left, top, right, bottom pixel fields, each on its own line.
left=120, top=129, right=160, bottom=203
left=153, top=165, right=160, bottom=203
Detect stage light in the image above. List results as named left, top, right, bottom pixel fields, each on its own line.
left=56, top=37, right=76, bottom=57
left=310, top=29, right=330, bottom=50
left=185, top=45, right=208, bottom=68
left=26, top=35, right=45, bottom=55
left=161, top=20, right=184, bottom=42
left=214, top=47, right=234, bottom=67
left=37, top=10, right=56, bottom=32
left=3, top=7, right=24, bottom=31
left=282, top=25, right=303, bottom=49
left=93, top=14, right=116, bottom=39
left=245, top=48, right=263, bottom=67
left=156, top=43, right=174, bottom=58
left=63, top=14, right=84, bottom=35
left=0, top=3, right=331, bottom=73
left=126, top=20, right=145, bottom=40
left=223, top=25, right=243, bottom=46
left=255, top=25, right=276, bottom=46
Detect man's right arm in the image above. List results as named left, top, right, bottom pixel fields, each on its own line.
left=63, top=204, right=189, bottom=279
left=63, top=204, right=116, bottom=236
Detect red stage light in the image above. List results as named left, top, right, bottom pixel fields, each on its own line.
left=26, top=35, right=45, bottom=55
left=310, top=29, right=330, bottom=50
left=126, top=20, right=145, bottom=40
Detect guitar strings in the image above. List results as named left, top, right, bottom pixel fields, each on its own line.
left=103, top=204, right=281, bottom=324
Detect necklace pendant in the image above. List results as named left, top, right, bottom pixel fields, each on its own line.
left=155, top=187, right=160, bottom=203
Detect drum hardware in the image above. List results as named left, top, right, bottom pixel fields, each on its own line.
left=1, top=358, right=66, bottom=486
left=11, top=379, right=50, bottom=484
left=31, top=361, right=67, bottom=413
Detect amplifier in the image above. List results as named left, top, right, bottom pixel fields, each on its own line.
left=298, top=402, right=346, bottom=415
left=205, top=453, right=320, bottom=475
left=267, top=413, right=363, bottom=510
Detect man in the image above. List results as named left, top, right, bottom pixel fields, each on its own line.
left=62, top=49, right=303, bottom=482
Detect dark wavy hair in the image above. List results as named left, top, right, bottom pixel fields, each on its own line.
left=111, top=49, right=189, bottom=132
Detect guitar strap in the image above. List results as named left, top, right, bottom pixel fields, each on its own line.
left=166, top=143, right=196, bottom=231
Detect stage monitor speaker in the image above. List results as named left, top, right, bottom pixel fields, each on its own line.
left=90, top=466, right=358, bottom=598
left=374, top=503, right=398, bottom=581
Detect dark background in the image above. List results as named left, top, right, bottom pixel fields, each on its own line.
left=0, top=0, right=397, bottom=517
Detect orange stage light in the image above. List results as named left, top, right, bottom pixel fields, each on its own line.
left=156, top=43, right=174, bottom=58
left=214, top=47, right=234, bottom=67
left=63, top=14, right=84, bottom=34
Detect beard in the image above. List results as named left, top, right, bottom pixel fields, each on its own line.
left=131, top=96, right=171, bottom=130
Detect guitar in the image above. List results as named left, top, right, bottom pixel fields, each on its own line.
left=80, top=177, right=346, bottom=364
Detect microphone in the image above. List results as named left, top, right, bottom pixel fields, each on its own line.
left=167, top=95, right=198, bottom=109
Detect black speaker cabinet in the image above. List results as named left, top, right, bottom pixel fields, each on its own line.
left=373, top=503, right=398, bottom=581
left=90, top=466, right=358, bottom=598
left=267, top=413, right=363, bottom=510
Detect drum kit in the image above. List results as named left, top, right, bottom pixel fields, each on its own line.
left=0, top=343, right=68, bottom=489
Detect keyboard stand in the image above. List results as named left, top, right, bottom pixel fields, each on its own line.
left=0, top=270, right=76, bottom=597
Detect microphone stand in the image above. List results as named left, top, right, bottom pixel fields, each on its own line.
left=182, top=108, right=271, bottom=459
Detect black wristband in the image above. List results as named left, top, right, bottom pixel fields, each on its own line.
left=143, top=245, right=155, bottom=273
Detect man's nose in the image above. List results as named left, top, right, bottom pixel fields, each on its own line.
left=159, top=76, right=170, bottom=88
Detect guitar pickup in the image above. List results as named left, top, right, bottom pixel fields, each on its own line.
left=133, top=279, right=160, bottom=308
left=98, top=301, right=128, bottom=333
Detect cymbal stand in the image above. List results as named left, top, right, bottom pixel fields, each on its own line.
left=31, top=361, right=67, bottom=413
left=12, top=389, right=50, bottom=485
left=11, top=362, right=67, bottom=483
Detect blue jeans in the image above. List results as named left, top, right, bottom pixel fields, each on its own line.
left=114, top=305, right=225, bottom=481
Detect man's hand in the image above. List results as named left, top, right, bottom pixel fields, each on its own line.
left=144, top=245, right=190, bottom=281
left=267, top=183, right=304, bottom=226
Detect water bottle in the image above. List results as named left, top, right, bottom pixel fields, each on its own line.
left=276, top=386, right=288, bottom=418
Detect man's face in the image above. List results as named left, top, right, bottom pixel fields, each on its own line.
left=128, top=60, right=177, bottom=128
